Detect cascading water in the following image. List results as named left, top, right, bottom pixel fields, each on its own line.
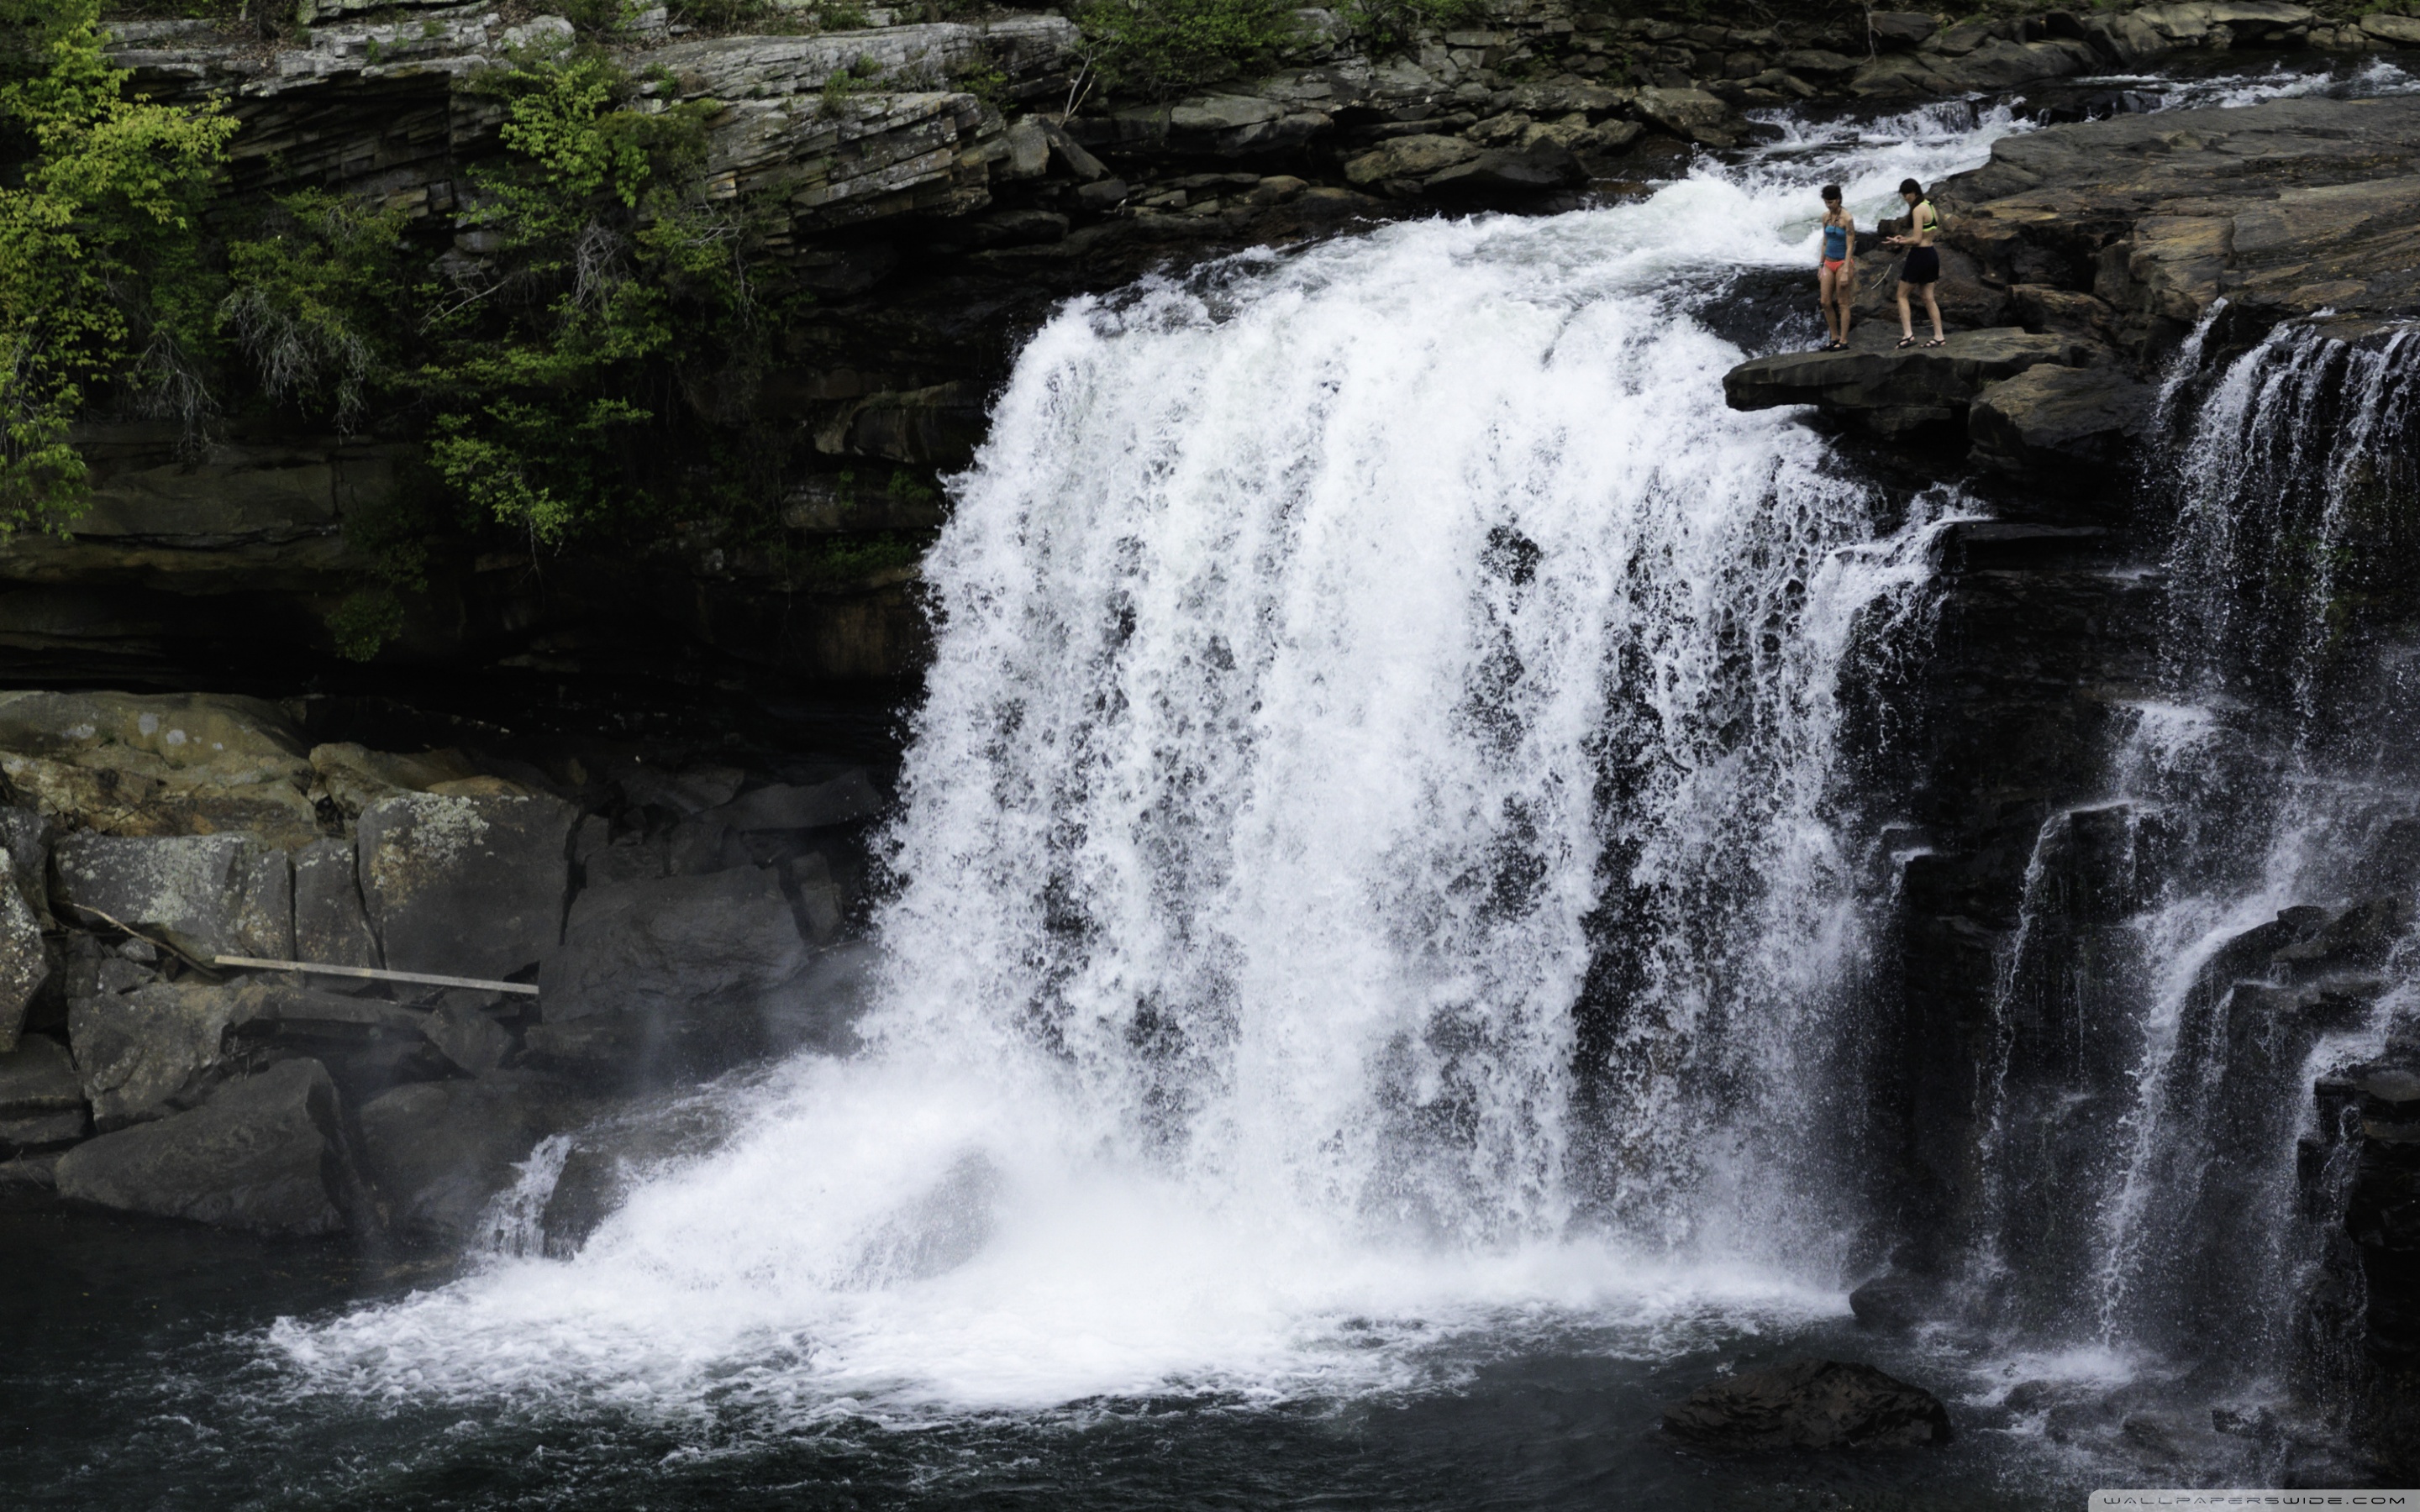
left=1957, top=318, right=2420, bottom=1411
left=271, top=110, right=2012, bottom=1423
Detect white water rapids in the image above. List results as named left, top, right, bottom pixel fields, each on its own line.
left=275, top=108, right=2018, bottom=1420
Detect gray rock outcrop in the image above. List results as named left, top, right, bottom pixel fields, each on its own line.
left=359, top=1076, right=591, bottom=1244
left=1968, top=365, right=2155, bottom=473
left=0, top=690, right=318, bottom=848
left=0, top=1034, right=89, bottom=1151
left=356, top=791, right=578, bottom=979
left=52, top=832, right=294, bottom=962
left=1723, top=328, right=2089, bottom=434
left=293, top=837, right=381, bottom=973
left=533, top=866, right=813, bottom=1079
left=1663, top=1360, right=1954, bottom=1451
left=68, top=978, right=259, bottom=1128
left=55, top=1058, right=367, bottom=1236
left=0, top=845, right=47, bottom=1050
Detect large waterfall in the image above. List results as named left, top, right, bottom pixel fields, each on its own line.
left=274, top=108, right=2012, bottom=1419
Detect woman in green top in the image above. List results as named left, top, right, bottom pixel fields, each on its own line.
left=1886, top=177, right=1945, bottom=349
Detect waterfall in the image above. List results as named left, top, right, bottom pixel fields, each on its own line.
left=268, top=109, right=2019, bottom=1419
left=1951, top=321, right=2420, bottom=1387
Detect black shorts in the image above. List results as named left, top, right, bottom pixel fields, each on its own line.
left=1901, top=245, right=1941, bottom=286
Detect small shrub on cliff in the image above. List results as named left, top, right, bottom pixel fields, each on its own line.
left=1076, top=0, right=1305, bottom=97
left=0, top=0, right=234, bottom=531
left=221, top=191, right=411, bottom=433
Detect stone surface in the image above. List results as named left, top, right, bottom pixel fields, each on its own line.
left=358, top=1076, right=588, bottom=1243
left=356, top=791, right=577, bottom=979
left=1968, top=364, right=2155, bottom=473
left=0, top=847, right=47, bottom=1051
left=68, top=978, right=260, bottom=1128
left=1942, top=95, right=2420, bottom=346
left=710, top=770, right=883, bottom=832
left=52, top=832, right=293, bottom=962
left=535, top=867, right=813, bottom=1079
left=293, top=837, right=381, bottom=971
left=55, top=1058, right=364, bottom=1236
left=1664, top=1360, right=1954, bottom=1451
left=0, top=806, right=51, bottom=920
left=1724, top=328, right=2088, bottom=433
left=0, top=690, right=317, bottom=847
left=0, top=1033, right=87, bottom=1150
left=424, top=997, right=514, bottom=1075
left=1344, top=134, right=1477, bottom=186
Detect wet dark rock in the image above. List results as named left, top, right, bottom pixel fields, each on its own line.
left=0, top=847, right=45, bottom=1050
left=534, top=866, right=812, bottom=1081
left=0, top=1033, right=87, bottom=1150
left=424, top=997, right=515, bottom=1075
left=292, top=837, right=381, bottom=974
left=68, top=979, right=255, bottom=1129
left=0, top=806, right=51, bottom=921
left=1869, top=12, right=1938, bottom=46
left=711, top=769, right=881, bottom=833
left=1724, top=328, right=2090, bottom=435
left=358, top=1076, right=591, bottom=1244
left=1663, top=1359, right=1954, bottom=1450
left=1426, top=141, right=1582, bottom=197
left=55, top=1058, right=367, bottom=1236
left=1968, top=364, right=2154, bottom=474
left=1848, top=1271, right=1931, bottom=1332
left=52, top=832, right=294, bottom=962
left=356, top=791, right=578, bottom=979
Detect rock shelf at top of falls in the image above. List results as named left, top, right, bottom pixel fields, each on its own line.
left=1722, top=92, right=2420, bottom=470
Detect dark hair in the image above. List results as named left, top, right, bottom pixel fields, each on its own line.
left=1898, top=178, right=1923, bottom=197
left=1820, top=183, right=1842, bottom=202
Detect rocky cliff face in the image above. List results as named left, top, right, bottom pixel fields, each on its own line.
left=14, top=0, right=2393, bottom=686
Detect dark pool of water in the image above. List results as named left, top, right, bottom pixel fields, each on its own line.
left=0, top=1194, right=2124, bottom=1512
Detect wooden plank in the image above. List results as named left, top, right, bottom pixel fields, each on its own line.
left=212, top=955, right=541, bottom=996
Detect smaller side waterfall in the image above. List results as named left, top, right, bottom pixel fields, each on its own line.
left=1963, top=320, right=2420, bottom=1402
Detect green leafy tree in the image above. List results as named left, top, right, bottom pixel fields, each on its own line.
left=0, top=0, right=234, bottom=531
left=1076, top=0, right=1306, bottom=97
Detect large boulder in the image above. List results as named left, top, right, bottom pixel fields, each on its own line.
left=1343, top=134, right=1477, bottom=186
left=1968, top=364, right=2156, bottom=474
left=1723, top=328, right=2090, bottom=435
left=292, top=836, right=381, bottom=970
left=358, top=1075, right=591, bottom=1244
left=1663, top=1360, right=1954, bottom=1451
left=0, top=806, right=51, bottom=920
left=0, top=690, right=318, bottom=848
left=355, top=791, right=577, bottom=979
left=0, top=845, right=47, bottom=1050
left=534, top=866, right=813, bottom=1079
left=707, top=769, right=881, bottom=833
left=0, top=1033, right=88, bottom=1150
left=68, top=978, right=261, bottom=1128
left=1426, top=142, right=1581, bottom=197
left=55, top=1058, right=366, bottom=1236
left=1630, top=87, right=1736, bottom=147
left=51, top=832, right=293, bottom=962
left=307, top=742, right=484, bottom=817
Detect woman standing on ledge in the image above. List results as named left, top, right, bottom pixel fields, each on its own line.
left=1817, top=184, right=1856, bottom=351
left=1888, top=177, right=1945, bottom=349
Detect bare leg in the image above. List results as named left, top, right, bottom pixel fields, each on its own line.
left=1837, top=276, right=1854, bottom=345
left=1897, top=281, right=1914, bottom=341
left=1923, top=284, right=1944, bottom=342
left=1818, top=266, right=1841, bottom=343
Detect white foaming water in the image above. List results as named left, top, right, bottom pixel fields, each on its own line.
left=273, top=109, right=2017, bottom=1422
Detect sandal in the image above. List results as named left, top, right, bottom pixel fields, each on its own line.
left=1895, top=336, right=1918, bottom=349
left=1923, top=337, right=1946, bottom=348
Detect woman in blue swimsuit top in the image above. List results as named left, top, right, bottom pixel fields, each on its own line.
left=1816, top=184, right=1856, bottom=352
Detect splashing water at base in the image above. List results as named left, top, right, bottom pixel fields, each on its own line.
left=271, top=112, right=2017, bottom=1426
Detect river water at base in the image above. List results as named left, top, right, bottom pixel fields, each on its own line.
left=12, top=65, right=2416, bottom=1509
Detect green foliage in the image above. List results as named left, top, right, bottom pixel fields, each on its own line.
left=819, top=52, right=885, bottom=108
left=327, top=588, right=407, bottom=661
left=787, top=529, right=930, bottom=587
left=1345, top=0, right=1482, bottom=52
left=0, top=0, right=234, bottom=531
left=1076, top=0, right=1306, bottom=97
left=220, top=191, right=410, bottom=432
